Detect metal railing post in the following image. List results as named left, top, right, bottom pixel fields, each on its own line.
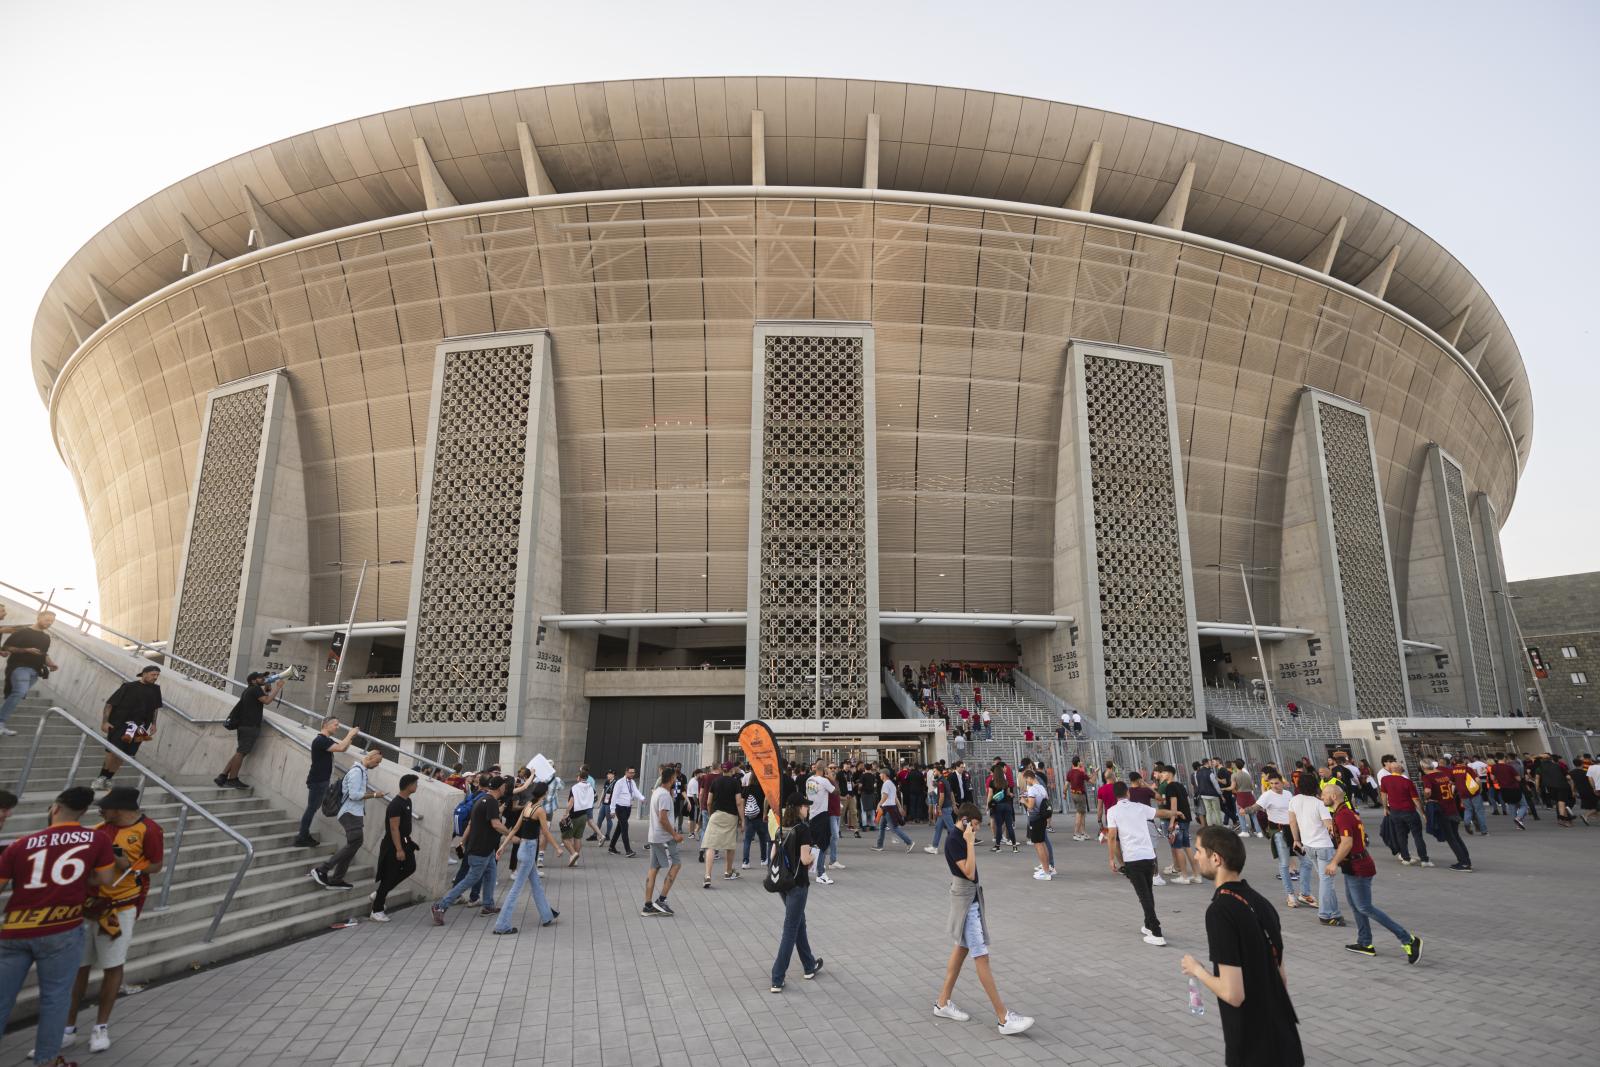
left=16, top=717, right=50, bottom=795
left=65, top=734, right=88, bottom=783
left=157, top=806, right=189, bottom=912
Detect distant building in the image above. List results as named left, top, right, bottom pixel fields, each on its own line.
left=1508, top=572, right=1599, bottom=732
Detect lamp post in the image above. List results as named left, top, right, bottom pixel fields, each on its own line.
left=324, top=560, right=406, bottom=719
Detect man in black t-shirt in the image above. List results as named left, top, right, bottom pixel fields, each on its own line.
left=294, top=716, right=359, bottom=847
left=1181, top=826, right=1303, bottom=1067
left=432, top=775, right=509, bottom=922
left=91, top=667, right=163, bottom=790
left=0, top=610, right=59, bottom=735
left=372, top=773, right=420, bottom=920
left=214, top=671, right=285, bottom=790
left=1156, top=764, right=1197, bottom=883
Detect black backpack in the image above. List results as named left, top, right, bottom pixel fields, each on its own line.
left=321, top=770, right=349, bottom=817
left=763, top=829, right=797, bottom=893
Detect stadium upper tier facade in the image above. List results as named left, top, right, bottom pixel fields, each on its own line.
left=35, top=78, right=1534, bottom=751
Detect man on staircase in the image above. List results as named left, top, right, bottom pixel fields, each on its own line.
left=90, top=667, right=162, bottom=793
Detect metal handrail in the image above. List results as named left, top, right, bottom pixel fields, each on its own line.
left=882, top=667, right=928, bottom=720
left=16, top=707, right=255, bottom=943
left=0, top=580, right=451, bottom=774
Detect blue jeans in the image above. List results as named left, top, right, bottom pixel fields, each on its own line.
left=297, top=781, right=328, bottom=839
left=743, top=815, right=771, bottom=864
left=770, top=884, right=816, bottom=987
left=0, top=925, right=84, bottom=1064
left=0, top=667, right=39, bottom=726
left=1270, top=827, right=1300, bottom=895
left=1505, top=792, right=1528, bottom=821
left=496, top=840, right=553, bottom=929
left=828, top=815, right=841, bottom=863
left=438, top=852, right=497, bottom=909
left=596, top=802, right=613, bottom=837
left=1343, top=874, right=1409, bottom=947
left=1309, top=846, right=1342, bottom=918
left=930, top=808, right=956, bottom=848
left=877, top=809, right=911, bottom=848
left=1463, top=793, right=1488, bottom=833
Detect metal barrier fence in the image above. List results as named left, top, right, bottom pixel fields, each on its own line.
left=640, top=742, right=703, bottom=777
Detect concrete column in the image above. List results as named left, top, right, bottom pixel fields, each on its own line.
left=626, top=627, right=640, bottom=669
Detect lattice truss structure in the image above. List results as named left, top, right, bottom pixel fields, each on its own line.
left=757, top=335, right=869, bottom=718
left=1317, top=402, right=1408, bottom=715
left=1442, top=457, right=1497, bottom=709
left=170, top=386, right=267, bottom=687
left=408, top=344, right=535, bottom=724
left=1082, top=355, right=1195, bottom=719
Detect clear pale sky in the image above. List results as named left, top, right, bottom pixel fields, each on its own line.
left=1, top=0, right=1594, bottom=628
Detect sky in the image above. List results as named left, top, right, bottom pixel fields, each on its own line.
left=0, top=0, right=1595, bottom=629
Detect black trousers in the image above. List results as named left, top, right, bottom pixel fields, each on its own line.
left=609, top=806, right=633, bottom=852
left=373, top=844, right=416, bottom=911
left=1439, top=814, right=1471, bottom=866
left=1122, top=858, right=1161, bottom=936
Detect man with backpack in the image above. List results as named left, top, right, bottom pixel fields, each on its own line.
left=310, top=749, right=385, bottom=890
left=1444, top=755, right=1488, bottom=835
left=986, top=760, right=1018, bottom=853
left=293, top=716, right=360, bottom=848
left=1419, top=758, right=1472, bottom=871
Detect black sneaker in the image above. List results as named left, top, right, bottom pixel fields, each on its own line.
left=608, top=847, right=620, bottom=855
left=1448, top=863, right=1472, bottom=872
left=641, top=902, right=665, bottom=916
left=327, top=879, right=354, bottom=890
left=587, top=834, right=599, bottom=842
left=292, top=836, right=320, bottom=848
left=803, top=957, right=825, bottom=980
left=1344, top=943, right=1377, bottom=957
left=1319, top=917, right=1348, bottom=927
left=213, top=774, right=228, bottom=787
left=697, top=850, right=706, bottom=863
left=625, top=851, right=638, bottom=858
left=1405, top=934, right=1423, bottom=964
left=227, top=779, right=250, bottom=790
left=653, top=898, right=674, bottom=915
left=309, top=868, right=329, bottom=888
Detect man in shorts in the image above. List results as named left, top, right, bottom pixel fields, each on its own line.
left=91, top=667, right=163, bottom=791
left=641, top=766, right=684, bottom=916
left=215, top=671, right=285, bottom=790
left=1156, top=764, right=1199, bottom=883
left=66, top=787, right=164, bottom=1054
left=702, top=763, right=743, bottom=888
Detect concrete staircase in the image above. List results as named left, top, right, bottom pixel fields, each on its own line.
left=0, top=692, right=409, bottom=1020
left=1200, top=686, right=1348, bottom=738
left=938, top=681, right=1063, bottom=764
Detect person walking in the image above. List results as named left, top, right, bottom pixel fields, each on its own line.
left=926, top=762, right=961, bottom=854
left=89, top=666, right=163, bottom=791
left=369, top=773, right=420, bottom=921
left=294, top=717, right=360, bottom=848
left=431, top=774, right=509, bottom=922
left=932, top=802, right=1034, bottom=1035
left=986, top=760, right=1018, bottom=853
left=1105, top=781, right=1176, bottom=946
left=214, top=670, right=284, bottom=789
left=493, top=780, right=563, bottom=933
left=0, top=610, right=59, bottom=736
left=1180, top=826, right=1305, bottom=1067
left=589, top=771, right=616, bottom=842
left=1377, top=755, right=1431, bottom=864
left=741, top=774, right=771, bottom=869
left=0, top=786, right=116, bottom=1067
left=1489, top=757, right=1527, bottom=830
left=563, top=767, right=595, bottom=867
left=703, top=763, right=744, bottom=887
left=1155, top=764, right=1198, bottom=883
left=641, top=766, right=685, bottom=916
left=310, top=748, right=385, bottom=890
left=608, top=767, right=644, bottom=857
left=65, top=787, right=164, bottom=1055
left=1419, top=758, right=1473, bottom=870
left=1230, top=761, right=1262, bottom=836
left=1290, top=776, right=1345, bottom=928
left=872, top=772, right=914, bottom=852
left=1240, top=772, right=1310, bottom=908
left=768, top=797, right=824, bottom=993
left=1195, top=759, right=1223, bottom=828
left=1325, top=786, right=1423, bottom=962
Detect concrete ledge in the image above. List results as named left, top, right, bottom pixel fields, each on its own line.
left=584, top=668, right=744, bottom=698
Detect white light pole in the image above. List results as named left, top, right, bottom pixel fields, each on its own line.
left=814, top=543, right=822, bottom=719
left=324, top=559, right=405, bottom=720
left=1204, top=563, right=1280, bottom=738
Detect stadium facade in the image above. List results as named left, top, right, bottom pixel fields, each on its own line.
left=34, top=78, right=1538, bottom=770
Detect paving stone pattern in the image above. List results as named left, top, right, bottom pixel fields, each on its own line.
left=3, top=813, right=1594, bottom=1066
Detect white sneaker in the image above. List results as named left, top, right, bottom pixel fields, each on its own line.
left=0, top=726, right=16, bottom=736
left=830, top=861, right=846, bottom=869
left=933, top=1000, right=971, bottom=1022
left=369, top=911, right=390, bottom=922
left=90, top=776, right=112, bottom=792
left=1032, top=870, right=1052, bottom=880
left=1152, top=874, right=1167, bottom=886
left=1162, top=865, right=1179, bottom=876
left=90, top=1024, right=111, bottom=1052
left=924, top=846, right=940, bottom=854
left=1143, top=933, right=1168, bottom=946
left=998, top=1010, right=1035, bottom=1035
left=906, top=843, right=916, bottom=853
left=816, top=874, right=835, bottom=885
left=740, top=862, right=750, bottom=869
left=1254, top=831, right=1265, bottom=838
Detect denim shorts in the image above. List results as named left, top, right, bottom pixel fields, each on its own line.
left=962, top=901, right=988, bottom=957
left=1169, top=820, right=1191, bottom=849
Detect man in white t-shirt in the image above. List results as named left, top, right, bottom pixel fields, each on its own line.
left=641, top=767, right=684, bottom=917
left=873, top=772, right=914, bottom=851
left=1105, top=781, right=1178, bottom=945
left=980, top=708, right=993, bottom=740
left=1588, top=760, right=1600, bottom=795
left=1240, top=773, right=1304, bottom=907
left=1288, top=785, right=1343, bottom=925
left=804, top=764, right=837, bottom=883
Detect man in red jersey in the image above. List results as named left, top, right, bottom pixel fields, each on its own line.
left=0, top=786, right=117, bottom=1067
left=1377, top=756, right=1430, bottom=867
left=1066, top=757, right=1091, bottom=841
left=1419, top=758, right=1472, bottom=871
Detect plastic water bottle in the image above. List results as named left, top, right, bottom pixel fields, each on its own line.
left=1187, top=977, right=1206, bottom=1016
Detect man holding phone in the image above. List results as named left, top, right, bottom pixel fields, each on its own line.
left=932, top=803, right=1033, bottom=1035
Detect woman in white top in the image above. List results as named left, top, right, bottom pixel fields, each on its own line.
left=1239, top=772, right=1310, bottom=909
left=565, top=768, right=597, bottom=867
left=1288, top=775, right=1343, bottom=924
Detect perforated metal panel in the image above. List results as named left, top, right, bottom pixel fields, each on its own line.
left=169, top=385, right=268, bottom=686
left=407, top=343, right=536, bottom=724
left=1442, top=458, right=1498, bottom=710
left=753, top=332, right=871, bottom=718
left=1081, top=354, right=1196, bottom=719
left=1317, top=402, right=1408, bottom=715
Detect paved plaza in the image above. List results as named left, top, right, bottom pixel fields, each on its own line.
left=3, top=814, right=1594, bottom=1066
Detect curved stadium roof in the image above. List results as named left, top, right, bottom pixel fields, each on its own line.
left=32, top=76, right=1531, bottom=464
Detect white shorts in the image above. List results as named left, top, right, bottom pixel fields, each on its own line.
left=83, top=907, right=137, bottom=969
